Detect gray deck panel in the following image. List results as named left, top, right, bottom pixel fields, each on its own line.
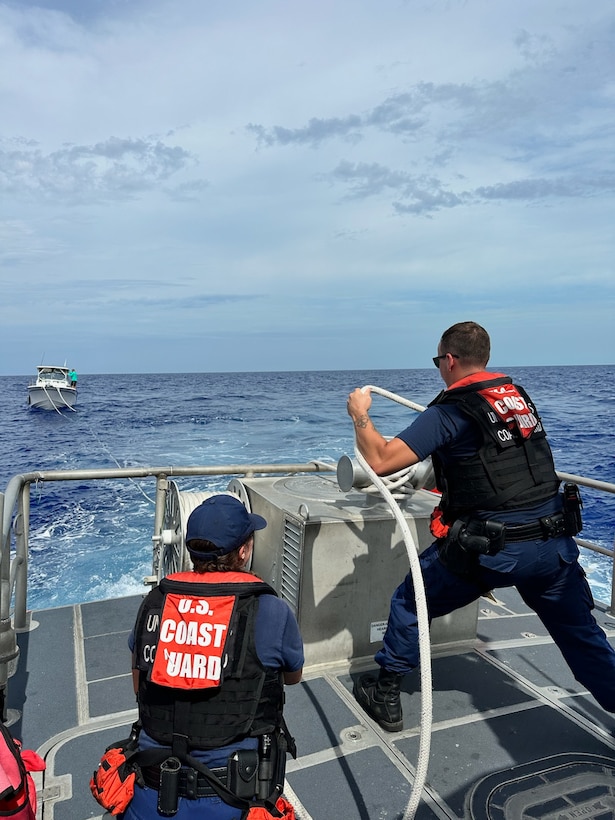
left=476, top=613, right=550, bottom=642
left=479, top=588, right=533, bottom=615
left=397, top=706, right=615, bottom=818
left=88, top=673, right=135, bottom=717
left=561, top=693, right=615, bottom=733
left=339, top=653, right=534, bottom=735
left=285, top=677, right=360, bottom=757
left=82, top=596, right=141, bottom=717
left=486, top=643, right=596, bottom=696
left=11, top=607, right=77, bottom=748
left=84, top=631, right=132, bottom=679
left=287, top=745, right=440, bottom=820
left=80, top=595, right=142, bottom=636
left=478, top=589, right=615, bottom=635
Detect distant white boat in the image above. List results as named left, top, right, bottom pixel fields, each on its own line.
left=27, top=365, right=77, bottom=411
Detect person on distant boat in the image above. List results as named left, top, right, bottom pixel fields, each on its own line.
left=347, top=320, right=615, bottom=732
left=123, top=494, right=303, bottom=820
left=69, top=369, right=78, bottom=387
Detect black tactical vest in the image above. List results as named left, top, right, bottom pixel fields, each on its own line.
left=429, top=376, right=560, bottom=521
left=132, top=574, right=284, bottom=750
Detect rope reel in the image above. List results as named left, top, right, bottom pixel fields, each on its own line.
left=156, top=481, right=254, bottom=581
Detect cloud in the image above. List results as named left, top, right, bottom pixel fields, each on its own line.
left=0, top=135, right=200, bottom=204
left=475, top=176, right=615, bottom=201
left=248, top=16, right=615, bottom=150
left=321, top=162, right=615, bottom=217
left=322, top=161, right=464, bottom=216
left=0, top=0, right=613, bottom=373
left=246, top=14, right=615, bottom=215
left=247, top=116, right=364, bottom=148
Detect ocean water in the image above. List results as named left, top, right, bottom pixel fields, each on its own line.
left=1, top=365, right=613, bottom=611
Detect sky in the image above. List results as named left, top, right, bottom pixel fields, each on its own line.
left=1, top=0, right=614, bottom=375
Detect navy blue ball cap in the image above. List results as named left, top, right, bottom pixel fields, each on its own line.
left=185, top=494, right=266, bottom=556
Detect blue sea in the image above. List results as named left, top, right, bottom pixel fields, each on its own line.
left=1, top=366, right=613, bottom=611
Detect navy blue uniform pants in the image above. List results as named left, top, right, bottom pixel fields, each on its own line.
left=375, top=535, right=615, bottom=712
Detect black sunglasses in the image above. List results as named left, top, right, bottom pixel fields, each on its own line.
left=432, top=353, right=459, bottom=368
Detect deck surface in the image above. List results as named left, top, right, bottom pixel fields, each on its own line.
left=9, top=588, right=615, bottom=820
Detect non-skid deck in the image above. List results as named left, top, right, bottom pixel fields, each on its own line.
left=9, top=588, right=615, bottom=820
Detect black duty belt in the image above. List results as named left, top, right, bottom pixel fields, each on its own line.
left=503, top=512, right=567, bottom=542
left=142, top=763, right=229, bottom=799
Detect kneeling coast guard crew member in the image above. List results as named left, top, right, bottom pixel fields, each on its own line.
left=123, top=494, right=304, bottom=820
left=347, top=320, right=615, bottom=732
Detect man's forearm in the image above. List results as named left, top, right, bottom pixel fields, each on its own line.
left=351, top=411, right=388, bottom=466
left=353, top=412, right=371, bottom=431
left=350, top=409, right=420, bottom=476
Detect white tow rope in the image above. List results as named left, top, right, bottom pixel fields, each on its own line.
left=354, top=386, right=431, bottom=820
left=42, top=383, right=77, bottom=414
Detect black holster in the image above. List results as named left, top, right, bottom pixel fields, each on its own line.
left=157, top=757, right=181, bottom=816
left=438, top=518, right=506, bottom=579
left=256, top=725, right=294, bottom=803
left=437, top=531, right=479, bottom=578
left=451, top=518, right=507, bottom=556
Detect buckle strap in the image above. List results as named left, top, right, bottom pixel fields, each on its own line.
left=504, top=512, right=567, bottom=542
left=142, top=764, right=230, bottom=799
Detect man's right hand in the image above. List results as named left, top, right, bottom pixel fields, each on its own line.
left=347, top=387, right=372, bottom=422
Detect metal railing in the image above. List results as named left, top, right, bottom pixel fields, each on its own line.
left=0, top=463, right=613, bottom=710
left=0, top=461, right=336, bottom=716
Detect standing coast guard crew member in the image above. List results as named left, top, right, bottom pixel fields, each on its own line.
left=123, top=494, right=304, bottom=819
left=347, top=320, right=615, bottom=732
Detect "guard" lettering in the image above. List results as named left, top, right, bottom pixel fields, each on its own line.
left=163, top=650, right=221, bottom=680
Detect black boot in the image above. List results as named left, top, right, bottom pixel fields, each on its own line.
left=353, top=668, right=404, bottom=732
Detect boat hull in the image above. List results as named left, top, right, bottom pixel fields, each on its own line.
left=27, top=385, right=77, bottom=410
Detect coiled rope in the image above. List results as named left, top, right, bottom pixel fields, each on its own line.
left=354, top=385, right=431, bottom=820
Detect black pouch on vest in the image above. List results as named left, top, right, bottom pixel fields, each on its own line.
left=228, top=749, right=258, bottom=799
left=563, top=483, right=583, bottom=535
